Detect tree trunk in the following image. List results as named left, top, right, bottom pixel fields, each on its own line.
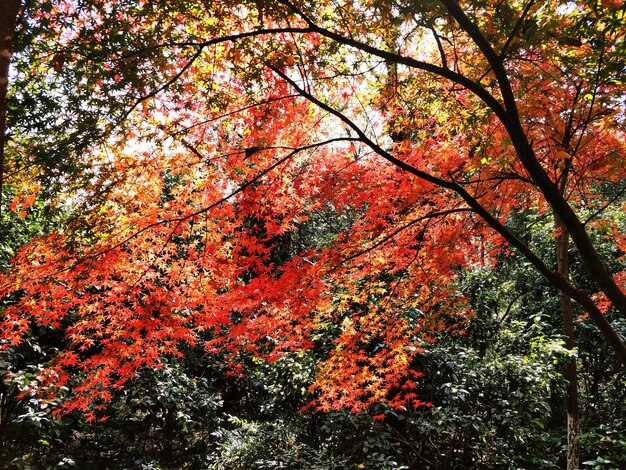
left=0, top=0, right=21, bottom=218
left=556, top=216, right=580, bottom=470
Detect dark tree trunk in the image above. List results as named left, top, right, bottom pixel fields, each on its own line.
left=0, top=0, right=21, bottom=218
left=556, top=217, right=580, bottom=470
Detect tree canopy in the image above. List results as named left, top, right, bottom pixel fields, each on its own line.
left=1, top=0, right=626, bottom=424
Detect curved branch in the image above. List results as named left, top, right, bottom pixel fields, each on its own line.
left=340, top=208, right=474, bottom=266
left=440, top=0, right=626, bottom=319
left=118, top=46, right=206, bottom=125
left=275, top=0, right=508, bottom=125
left=451, top=180, right=626, bottom=365
left=117, top=27, right=313, bottom=125
left=269, top=64, right=626, bottom=365
left=499, top=0, right=536, bottom=60
left=83, top=137, right=361, bottom=261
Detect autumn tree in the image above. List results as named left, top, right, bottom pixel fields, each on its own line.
left=1, top=4, right=626, bottom=458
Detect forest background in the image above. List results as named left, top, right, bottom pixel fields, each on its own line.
left=0, top=0, right=625, bottom=468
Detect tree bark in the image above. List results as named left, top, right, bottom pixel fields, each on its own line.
left=0, top=0, right=21, bottom=220
left=556, top=216, right=580, bottom=470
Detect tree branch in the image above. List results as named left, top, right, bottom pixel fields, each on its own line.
left=440, top=0, right=626, bottom=319
left=340, top=208, right=474, bottom=266
left=82, top=137, right=361, bottom=261
left=270, top=64, right=626, bottom=365
left=275, top=0, right=508, bottom=125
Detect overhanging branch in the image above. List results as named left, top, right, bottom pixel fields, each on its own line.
left=269, top=63, right=626, bottom=365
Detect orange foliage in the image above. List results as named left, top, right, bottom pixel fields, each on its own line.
left=2, top=0, right=625, bottom=415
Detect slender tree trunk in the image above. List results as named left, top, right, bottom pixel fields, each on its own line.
left=556, top=216, right=580, bottom=470
left=0, top=0, right=21, bottom=219
left=162, top=408, right=175, bottom=463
